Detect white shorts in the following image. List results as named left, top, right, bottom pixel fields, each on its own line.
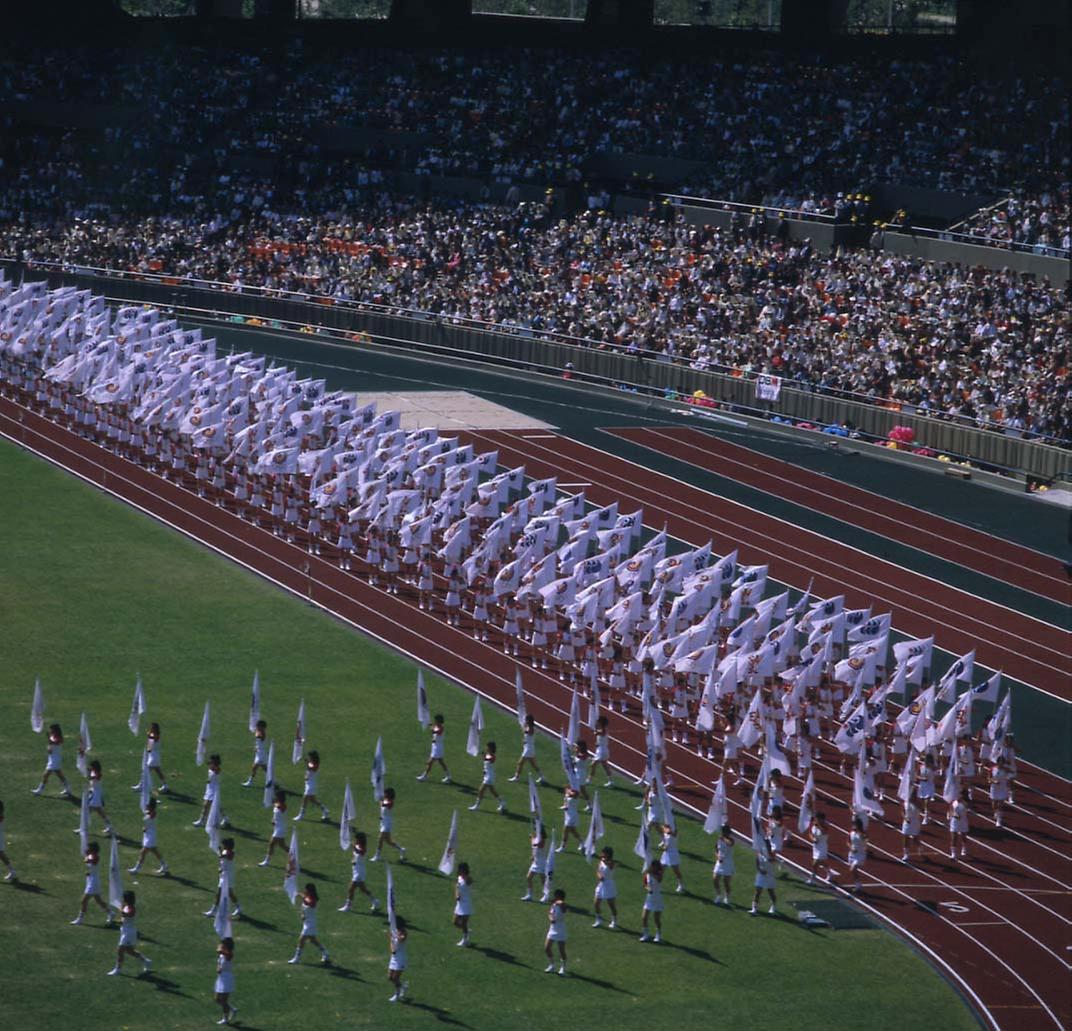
left=754, top=870, right=776, bottom=890
left=528, top=860, right=546, bottom=877
left=85, top=874, right=101, bottom=896
left=595, top=882, right=616, bottom=901
left=431, top=740, right=445, bottom=759
left=453, top=902, right=471, bottom=918
left=848, top=851, right=866, bottom=869
left=301, top=918, right=318, bottom=937
left=811, top=844, right=828, bottom=862
left=522, top=739, right=536, bottom=759
left=119, top=924, right=138, bottom=948
left=643, top=896, right=664, bottom=913
left=46, top=754, right=63, bottom=772
left=141, top=828, right=157, bottom=850
left=714, top=859, right=735, bottom=877
left=546, top=927, right=567, bottom=943
left=351, top=858, right=366, bottom=883
left=388, top=955, right=406, bottom=972
left=214, top=972, right=235, bottom=994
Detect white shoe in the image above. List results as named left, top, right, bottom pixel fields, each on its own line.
left=231, top=907, right=241, bottom=918
left=241, top=779, right=253, bottom=787
left=520, top=893, right=532, bottom=902
left=192, top=819, right=204, bottom=827
left=639, top=932, right=651, bottom=942
left=288, top=954, right=301, bottom=965
left=592, top=918, right=602, bottom=927
left=293, top=812, right=304, bottom=822
left=3, top=871, right=15, bottom=881
left=768, top=905, right=776, bottom=915
left=203, top=908, right=217, bottom=917
left=370, top=853, right=380, bottom=862
left=107, top=966, right=121, bottom=976
left=508, top=775, right=518, bottom=782
left=320, top=953, right=331, bottom=965
left=142, top=958, right=152, bottom=973
left=70, top=915, right=84, bottom=925
left=544, top=964, right=555, bottom=973
left=468, top=803, right=480, bottom=811
left=31, top=785, right=43, bottom=796
left=675, top=884, right=684, bottom=894
left=157, top=866, right=168, bottom=876
left=388, top=993, right=400, bottom=1003
left=557, top=966, right=566, bottom=976
left=554, top=846, right=565, bottom=853
left=338, top=902, right=351, bottom=912
left=653, top=932, right=661, bottom=943
left=371, top=898, right=381, bottom=911
left=497, top=802, right=506, bottom=813
left=128, top=866, right=141, bottom=874
left=608, top=920, right=616, bottom=929
left=441, top=776, right=451, bottom=784
left=415, top=774, right=427, bottom=782
left=456, top=938, right=469, bottom=947
left=321, top=808, right=330, bottom=822
left=399, top=848, right=407, bottom=863
left=258, top=858, right=270, bottom=867
left=749, top=906, right=757, bottom=915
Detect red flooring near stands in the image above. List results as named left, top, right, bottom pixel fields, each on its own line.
left=2, top=400, right=1069, bottom=1031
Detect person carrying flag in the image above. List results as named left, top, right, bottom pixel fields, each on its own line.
left=204, top=838, right=240, bottom=920
left=289, top=883, right=331, bottom=965
left=214, top=937, right=238, bottom=1026
left=416, top=714, right=451, bottom=784
left=339, top=829, right=380, bottom=912
left=371, top=788, right=406, bottom=862
left=639, top=859, right=664, bottom=943
left=128, top=797, right=168, bottom=876
left=242, top=719, right=269, bottom=788
left=712, top=824, right=735, bottom=906
left=258, top=788, right=289, bottom=867
left=847, top=816, right=868, bottom=893
left=521, top=822, right=549, bottom=902
left=70, top=841, right=114, bottom=926
left=107, top=890, right=153, bottom=976
left=750, top=843, right=778, bottom=915
left=591, top=846, right=618, bottom=929
left=544, top=888, right=568, bottom=975
left=453, top=862, right=474, bottom=947
left=294, top=750, right=330, bottom=823
left=510, top=714, right=544, bottom=784
left=387, top=916, right=409, bottom=1002
left=468, top=742, right=506, bottom=814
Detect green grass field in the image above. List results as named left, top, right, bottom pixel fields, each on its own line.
left=0, top=438, right=979, bottom=1031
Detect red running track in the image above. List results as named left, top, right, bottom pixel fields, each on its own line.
left=2, top=398, right=1070, bottom=1031
left=460, top=429, right=1072, bottom=704
left=609, top=425, right=1071, bottom=607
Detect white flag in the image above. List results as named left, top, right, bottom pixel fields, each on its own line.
left=31, top=678, right=45, bottom=733
left=897, top=750, right=915, bottom=804
left=386, top=865, right=398, bottom=937
left=284, top=829, right=301, bottom=904
left=704, top=778, right=725, bottom=834
left=528, top=773, right=542, bottom=824
left=340, top=779, right=356, bottom=852
left=371, top=736, right=386, bottom=802
left=214, top=867, right=233, bottom=940
left=291, top=699, right=306, bottom=765
left=853, top=749, right=884, bottom=817
left=207, top=791, right=222, bottom=854
left=78, top=789, right=90, bottom=855
left=587, top=670, right=601, bottom=732
left=438, top=809, right=459, bottom=876
left=929, top=691, right=972, bottom=747
left=262, top=740, right=276, bottom=809
left=749, top=779, right=768, bottom=859
left=695, top=675, right=717, bottom=733
left=196, top=701, right=210, bottom=767
left=633, top=821, right=652, bottom=867
left=466, top=697, right=484, bottom=758
left=798, top=771, right=814, bottom=834
left=108, top=835, right=124, bottom=910
left=139, top=748, right=152, bottom=812
left=515, top=668, right=527, bottom=728
left=545, top=828, right=558, bottom=880
left=248, top=671, right=261, bottom=733
left=128, top=675, right=146, bottom=736
left=560, top=729, right=579, bottom=791
left=77, top=712, right=92, bottom=777
left=971, top=670, right=1001, bottom=706
left=942, top=747, right=962, bottom=805
left=567, top=688, right=581, bottom=745
left=417, top=670, right=430, bottom=729
left=765, top=724, right=792, bottom=776
left=582, top=792, right=604, bottom=862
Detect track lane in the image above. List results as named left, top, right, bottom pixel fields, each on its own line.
left=610, top=425, right=1070, bottom=604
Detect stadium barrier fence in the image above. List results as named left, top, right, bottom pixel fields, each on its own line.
left=4, top=259, right=1068, bottom=483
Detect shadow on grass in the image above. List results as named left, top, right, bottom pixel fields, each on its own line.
left=325, top=963, right=363, bottom=982
left=401, top=1000, right=473, bottom=1028
left=299, top=867, right=337, bottom=883
left=563, top=971, right=628, bottom=993
left=237, top=913, right=285, bottom=934
left=470, top=945, right=526, bottom=967
left=157, top=790, right=197, bottom=805
left=160, top=873, right=211, bottom=893
left=142, top=972, right=194, bottom=1000
left=658, top=939, right=725, bottom=965
left=10, top=880, right=46, bottom=895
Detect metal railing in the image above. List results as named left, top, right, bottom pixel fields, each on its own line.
left=6, top=256, right=1066, bottom=456
left=661, top=192, right=837, bottom=223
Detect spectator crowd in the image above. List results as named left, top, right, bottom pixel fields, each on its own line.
left=1, top=41, right=1068, bottom=442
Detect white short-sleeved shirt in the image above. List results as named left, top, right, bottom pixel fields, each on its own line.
left=714, top=837, right=735, bottom=876
left=389, top=937, right=407, bottom=971
left=142, top=812, right=157, bottom=849
left=351, top=850, right=366, bottom=883
left=272, top=807, right=286, bottom=840
left=643, top=873, right=664, bottom=912
left=563, top=796, right=578, bottom=828
left=46, top=743, right=64, bottom=771
left=522, top=731, right=536, bottom=759
left=203, top=768, right=220, bottom=802
left=454, top=877, right=473, bottom=917
left=482, top=756, right=496, bottom=786
left=528, top=839, right=547, bottom=876
left=430, top=729, right=445, bottom=759
left=379, top=803, right=394, bottom=834
left=546, top=902, right=567, bottom=942
left=300, top=899, right=318, bottom=937
left=595, top=859, right=617, bottom=900
left=215, top=954, right=235, bottom=994
left=84, top=856, right=101, bottom=895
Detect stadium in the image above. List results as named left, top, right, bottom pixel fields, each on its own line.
left=0, top=3, right=1068, bottom=1029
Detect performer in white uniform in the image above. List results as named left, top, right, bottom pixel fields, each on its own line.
left=510, top=714, right=544, bottom=783
left=204, top=838, right=240, bottom=919
left=387, top=917, right=409, bottom=1003
left=544, top=889, right=568, bottom=975
left=660, top=823, right=686, bottom=893
left=808, top=812, right=833, bottom=884
left=339, top=830, right=380, bottom=912
left=193, top=754, right=223, bottom=827
left=522, top=823, right=549, bottom=902
left=108, top=890, right=153, bottom=976
left=416, top=715, right=451, bottom=783
left=591, top=716, right=614, bottom=787
left=70, top=841, right=114, bottom=926
left=259, top=789, right=289, bottom=867
left=128, top=797, right=168, bottom=876
left=901, top=789, right=923, bottom=863
left=949, top=789, right=971, bottom=859
left=713, top=824, right=735, bottom=906
left=592, top=846, right=618, bottom=928
left=294, top=751, right=330, bottom=823
left=453, top=863, right=474, bottom=947
left=750, top=846, right=778, bottom=915
left=0, top=800, right=15, bottom=881
left=847, top=816, right=867, bottom=892
left=289, top=883, right=331, bottom=965
left=214, top=937, right=237, bottom=1027
left=469, top=742, right=506, bottom=813
left=639, top=860, right=664, bottom=943
left=242, top=720, right=269, bottom=787
left=372, top=788, right=406, bottom=862
left=133, top=722, right=168, bottom=793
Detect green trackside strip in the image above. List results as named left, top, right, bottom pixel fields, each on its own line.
left=0, top=439, right=979, bottom=1031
